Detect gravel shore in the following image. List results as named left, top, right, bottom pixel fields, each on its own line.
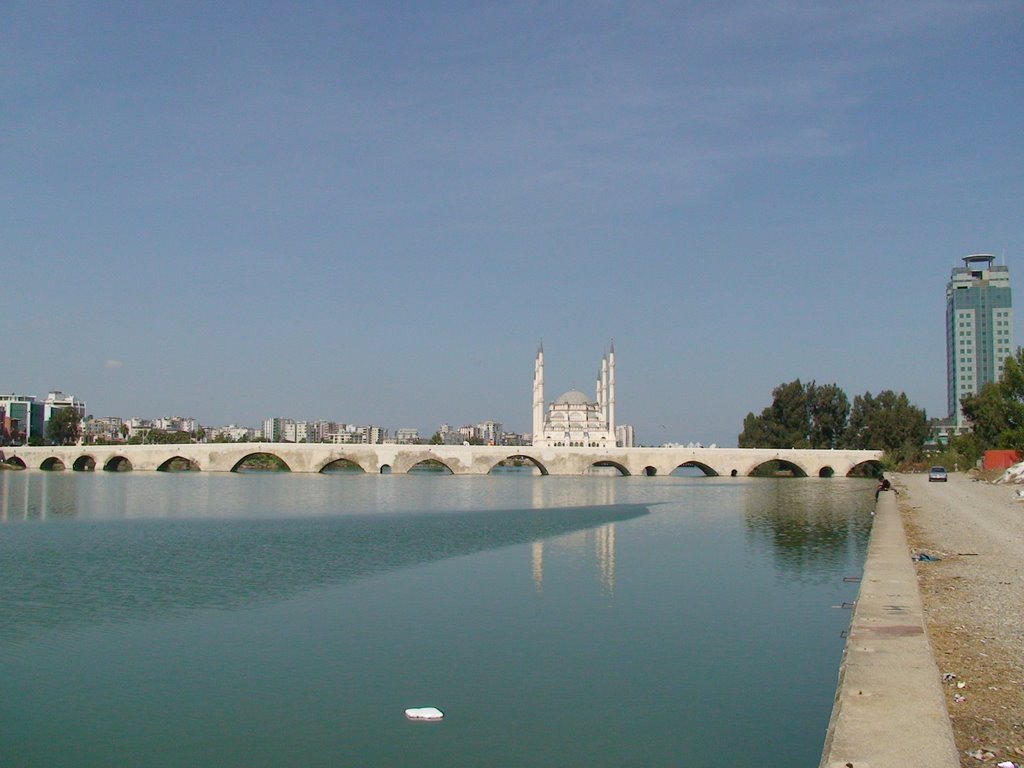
left=895, top=471, right=1024, bottom=767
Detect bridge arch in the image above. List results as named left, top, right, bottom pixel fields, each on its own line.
left=670, top=461, right=719, bottom=477
left=319, top=458, right=366, bottom=473
left=4, top=456, right=27, bottom=469
left=643, top=466, right=657, bottom=476
left=487, top=455, right=548, bottom=476
left=231, top=453, right=291, bottom=473
left=157, top=456, right=201, bottom=472
left=587, top=460, right=630, bottom=476
left=380, top=464, right=392, bottom=474
left=847, top=460, right=883, bottom=478
left=407, top=458, right=454, bottom=474
left=749, top=459, right=808, bottom=478
left=40, top=457, right=66, bottom=471
left=818, top=466, right=835, bottom=478
left=104, top=456, right=133, bottom=472
left=73, top=455, right=96, bottom=472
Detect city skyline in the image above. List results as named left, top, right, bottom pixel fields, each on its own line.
left=3, top=2, right=1022, bottom=448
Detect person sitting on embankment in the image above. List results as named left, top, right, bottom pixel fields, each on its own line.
left=875, top=477, right=898, bottom=501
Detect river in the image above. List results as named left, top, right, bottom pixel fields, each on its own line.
left=0, top=470, right=873, bottom=767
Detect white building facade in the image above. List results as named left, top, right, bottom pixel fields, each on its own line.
left=531, top=344, right=617, bottom=448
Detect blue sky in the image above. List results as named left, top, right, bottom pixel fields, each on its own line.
left=3, top=1, right=1022, bottom=446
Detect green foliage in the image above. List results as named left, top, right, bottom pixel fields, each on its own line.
left=429, top=432, right=443, bottom=445
left=738, top=410, right=770, bottom=448
left=750, top=460, right=803, bottom=477
left=928, top=433, right=982, bottom=472
left=808, top=383, right=849, bottom=450
left=235, top=453, right=288, bottom=471
left=46, top=408, right=82, bottom=446
left=845, top=390, right=928, bottom=462
left=739, top=379, right=808, bottom=448
left=738, top=380, right=850, bottom=449
left=739, top=380, right=927, bottom=462
left=960, top=348, right=1024, bottom=451
left=127, top=429, right=192, bottom=445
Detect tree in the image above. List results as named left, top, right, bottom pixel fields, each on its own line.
left=959, top=382, right=1010, bottom=448
left=738, top=379, right=810, bottom=448
left=46, top=407, right=82, bottom=446
left=739, top=379, right=848, bottom=448
left=845, top=390, right=928, bottom=461
left=138, top=429, right=192, bottom=445
left=738, top=411, right=771, bottom=448
left=807, top=383, right=849, bottom=449
left=740, top=379, right=925, bottom=461
left=429, top=432, right=443, bottom=445
left=960, top=348, right=1024, bottom=451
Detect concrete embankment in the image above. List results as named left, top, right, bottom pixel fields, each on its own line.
left=819, top=490, right=959, bottom=767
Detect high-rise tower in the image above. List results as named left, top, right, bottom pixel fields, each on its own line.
left=946, top=254, right=1013, bottom=429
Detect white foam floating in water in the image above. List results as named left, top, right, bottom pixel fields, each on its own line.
left=405, top=707, right=444, bottom=721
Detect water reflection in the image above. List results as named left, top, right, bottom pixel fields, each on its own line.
left=0, top=502, right=648, bottom=644
left=0, top=471, right=83, bottom=520
left=530, top=523, right=617, bottom=595
left=743, top=479, right=874, bottom=581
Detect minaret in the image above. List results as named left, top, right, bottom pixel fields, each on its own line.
left=608, top=341, right=616, bottom=434
left=532, top=343, right=545, bottom=445
left=600, top=354, right=609, bottom=427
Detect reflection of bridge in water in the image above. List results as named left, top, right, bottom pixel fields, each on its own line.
left=1, top=444, right=883, bottom=478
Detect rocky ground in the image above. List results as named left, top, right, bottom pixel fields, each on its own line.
left=896, top=471, right=1024, bottom=767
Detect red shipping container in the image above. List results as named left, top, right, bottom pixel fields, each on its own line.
left=983, top=449, right=1021, bottom=470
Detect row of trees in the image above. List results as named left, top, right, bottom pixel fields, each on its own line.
left=738, top=380, right=929, bottom=463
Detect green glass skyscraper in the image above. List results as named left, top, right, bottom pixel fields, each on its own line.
left=946, top=254, right=1013, bottom=429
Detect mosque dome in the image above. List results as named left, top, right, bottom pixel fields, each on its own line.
left=554, top=390, right=591, bottom=405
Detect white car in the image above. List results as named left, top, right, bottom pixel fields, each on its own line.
left=928, top=466, right=948, bottom=482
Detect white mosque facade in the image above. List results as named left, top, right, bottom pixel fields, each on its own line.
left=531, top=344, right=617, bottom=448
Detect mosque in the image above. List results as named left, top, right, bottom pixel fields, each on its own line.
left=531, top=343, right=617, bottom=447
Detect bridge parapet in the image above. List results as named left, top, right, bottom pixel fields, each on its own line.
left=1, top=444, right=884, bottom=477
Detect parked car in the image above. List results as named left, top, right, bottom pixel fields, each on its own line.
left=928, top=466, right=948, bottom=482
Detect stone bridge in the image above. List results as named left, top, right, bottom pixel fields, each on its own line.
left=0, top=444, right=884, bottom=478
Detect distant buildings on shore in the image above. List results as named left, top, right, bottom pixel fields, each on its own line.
left=1, top=391, right=86, bottom=445
left=2, top=347, right=638, bottom=448
left=0, top=390, right=530, bottom=447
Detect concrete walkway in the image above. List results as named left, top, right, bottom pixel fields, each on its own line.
left=819, top=490, right=960, bottom=767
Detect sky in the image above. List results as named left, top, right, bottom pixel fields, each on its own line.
left=2, top=1, right=1022, bottom=447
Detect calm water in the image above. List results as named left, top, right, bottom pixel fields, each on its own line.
left=0, top=471, right=873, bottom=767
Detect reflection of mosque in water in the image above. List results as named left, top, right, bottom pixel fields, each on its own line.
left=531, top=523, right=617, bottom=595
left=528, top=473, right=619, bottom=594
